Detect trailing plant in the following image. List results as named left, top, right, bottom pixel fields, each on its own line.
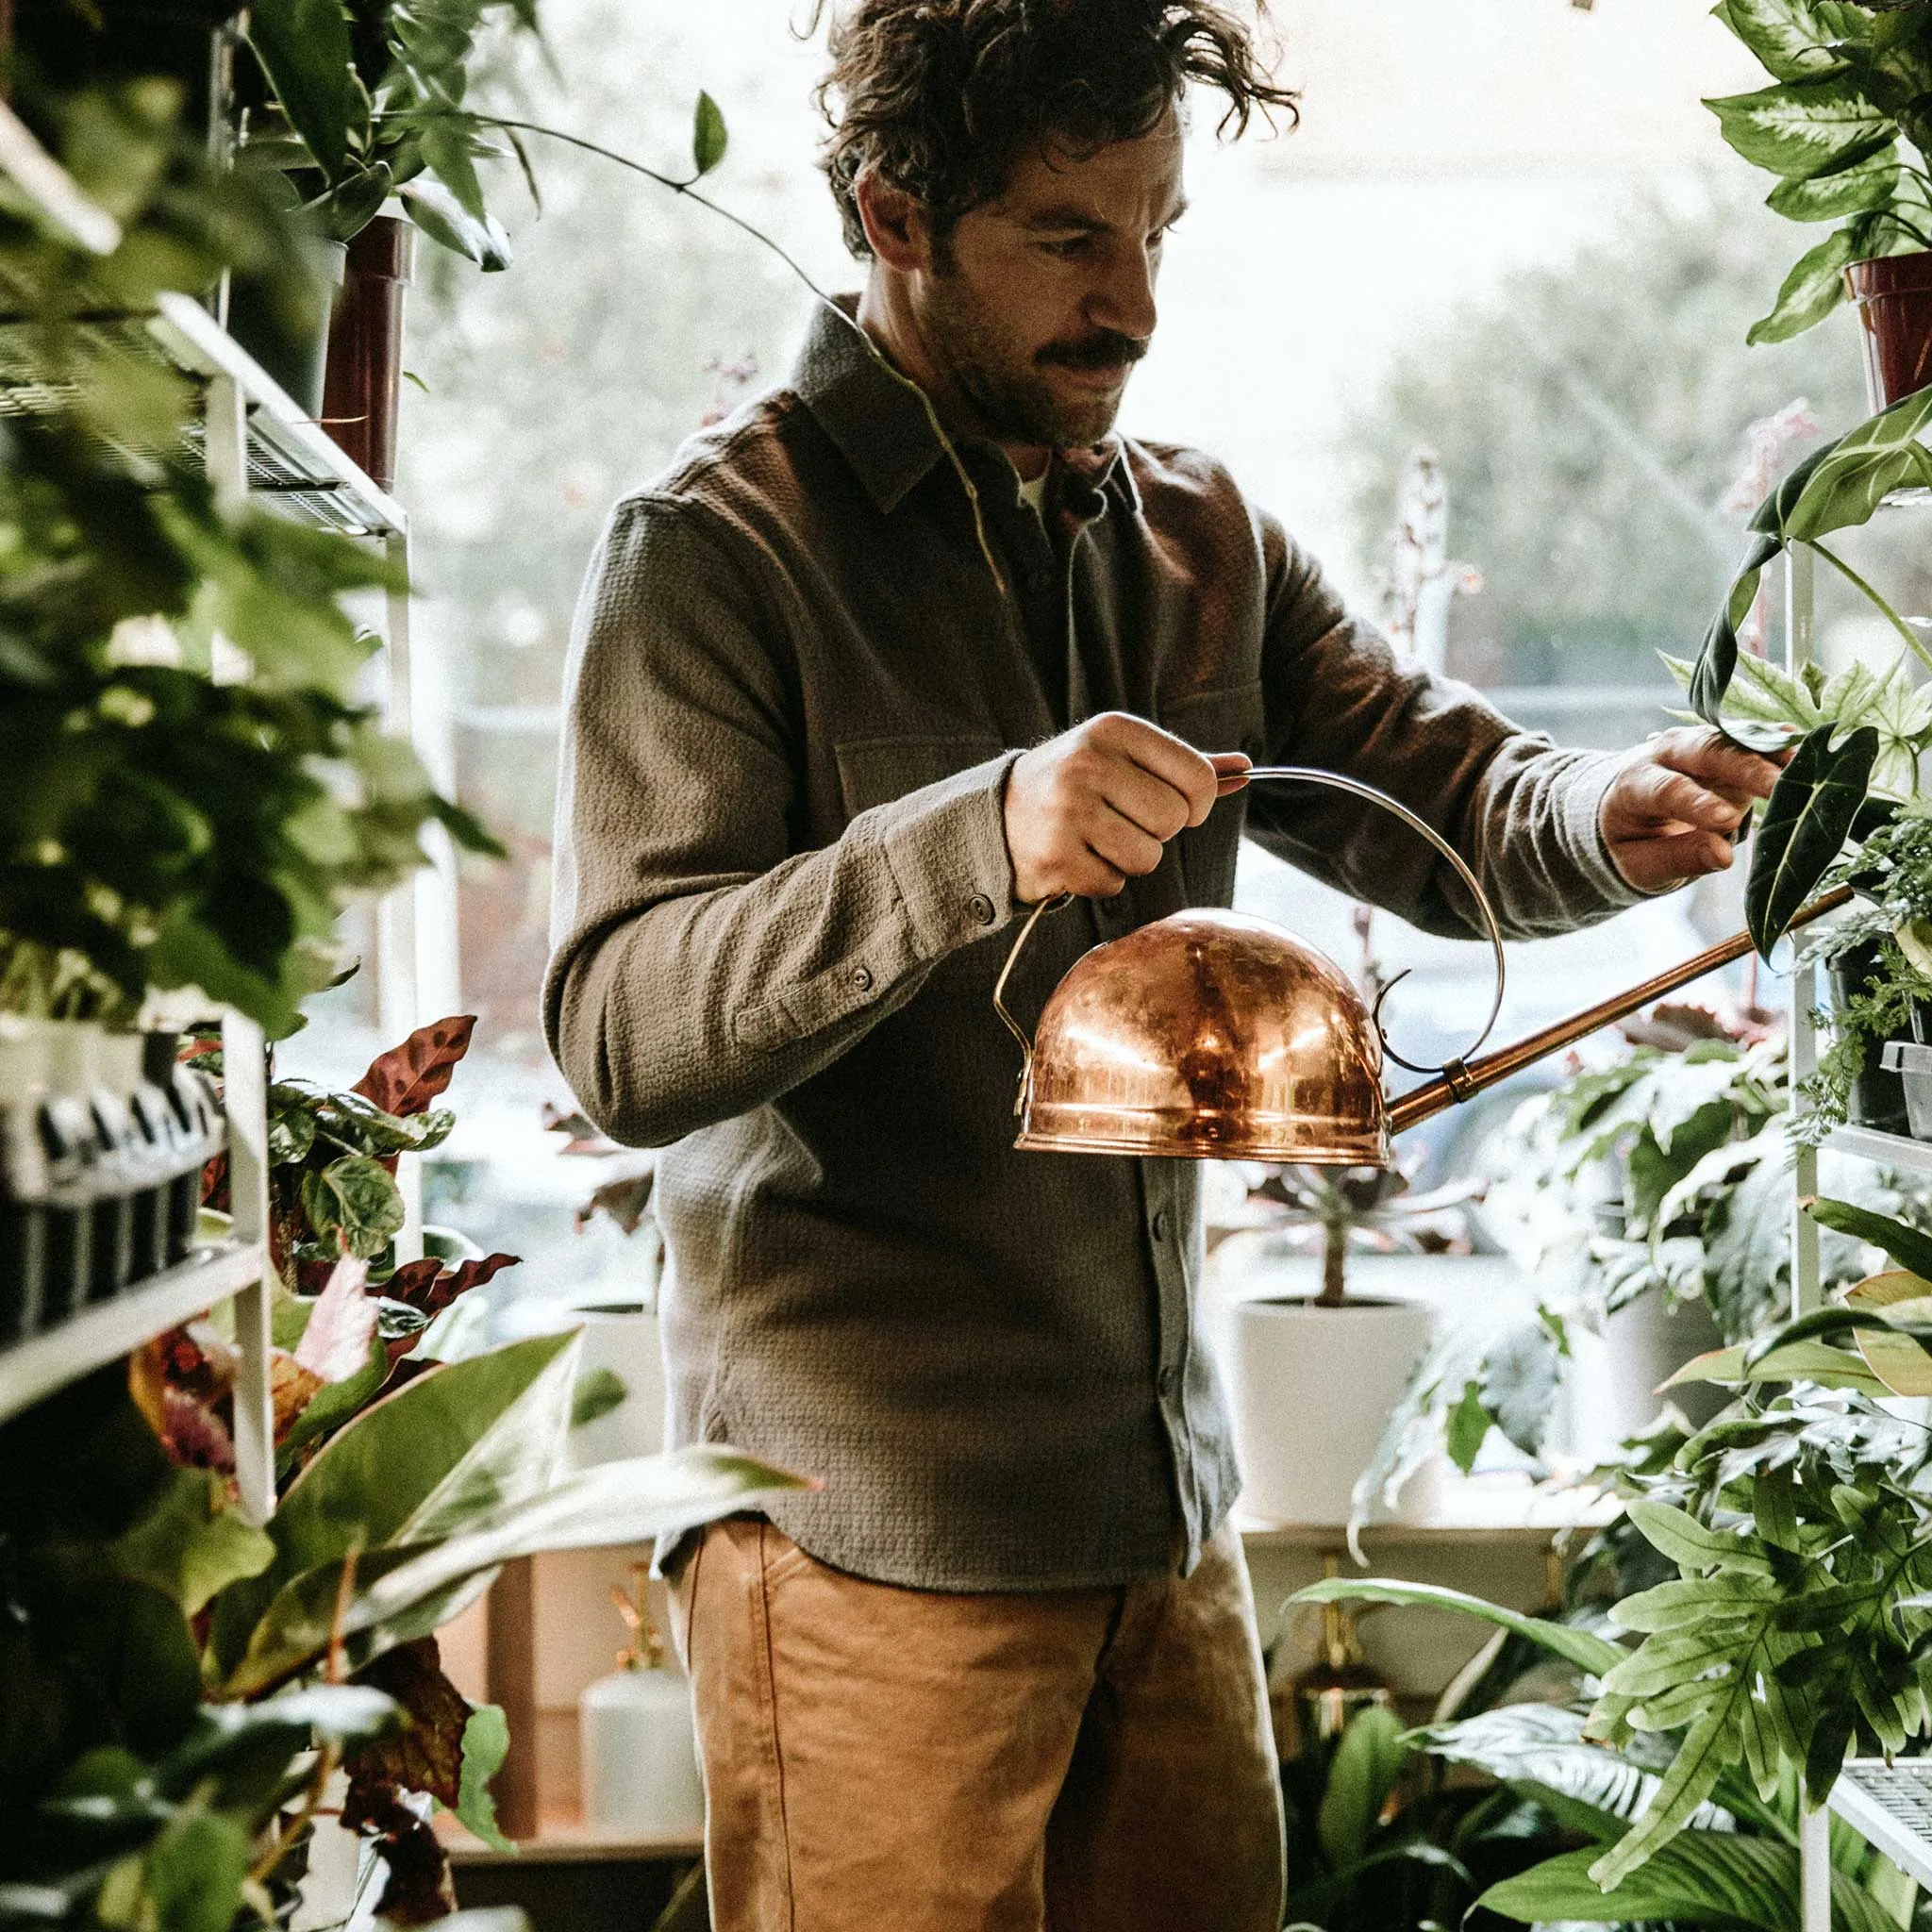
left=1708, top=0, right=1932, bottom=344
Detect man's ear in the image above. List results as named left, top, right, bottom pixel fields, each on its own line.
left=854, top=168, right=934, bottom=274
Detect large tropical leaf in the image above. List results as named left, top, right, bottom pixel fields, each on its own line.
left=1769, top=145, right=1902, bottom=218
left=1479, top=1833, right=1894, bottom=1931
left=1421, top=1704, right=1739, bottom=1843
left=228, top=1446, right=812, bottom=1692
left=1745, top=722, right=1879, bottom=956
left=1714, top=0, right=1874, bottom=83
left=1750, top=224, right=1863, bottom=341
left=1706, top=76, right=1897, bottom=180
left=1844, top=1269, right=1932, bottom=1392
left=1291, top=1577, right=1624, bottom=1677
left=1317, top=1705, right=1409, bottom=1868
left=209, top=1332, right=579, bottom=1673
left=1769, top=381, right=1932, bottom=541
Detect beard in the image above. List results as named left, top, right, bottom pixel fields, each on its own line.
left=918, top=269, right=1147, bottom=449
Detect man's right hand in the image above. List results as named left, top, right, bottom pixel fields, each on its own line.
left=1002, top=712, right=1250, bottom=903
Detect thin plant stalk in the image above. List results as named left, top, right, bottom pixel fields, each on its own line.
left=1317, top=1215, right=1348, bottom=1309
left=1809, top=538, right=1932, bottom=676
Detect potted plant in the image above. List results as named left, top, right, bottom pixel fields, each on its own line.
left=1213, top=1159, right=1501, bottom=1525
left=1707, top=0, right=1932, bottom=402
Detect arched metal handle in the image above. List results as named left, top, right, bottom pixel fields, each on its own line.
left=990, top=764, right=1508, bottom=1097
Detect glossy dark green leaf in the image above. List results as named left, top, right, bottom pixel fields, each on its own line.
left=571, top=1368, right=629, bottom=1428
left=1745, top=721, right=1879, bottom=956
left=399, top=176, right=512, bottom=270
left=302, top=1153, right=407, bottom=1259
left=1771, top=379, right=1932, bottom=539
left=246, top=0, right=373, bottom=181
left=691, top=92, right=728, bottom=179
left=1316, top=1705, right=1409, bottom=1869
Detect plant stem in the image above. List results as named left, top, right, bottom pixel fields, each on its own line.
left=1809, top=540, right=1932, bottom=675
left=1317, top=1216, right=1348, bottom=1308
left=473, top=115, right=1008, bottom=594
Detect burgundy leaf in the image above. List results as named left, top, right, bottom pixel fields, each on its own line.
left=344, top=1637, right=470, bottom=1814
left=575, top=1172, right=656, bottom=1237
left=345, top=1790, right=457, bottom=1926
left=352, top=1015, right=477, bottom=1119
left=385, top=1252, right=522, bottom=1319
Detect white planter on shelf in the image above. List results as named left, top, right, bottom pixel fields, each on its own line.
left=580, top=1661, right=705, bottom=1839
left=496, top=1296, right=667, bottom=1469
left=1570, top=1288, right=1725, bottom=1455
left=1211, top=1248, right=1527, bottom=1527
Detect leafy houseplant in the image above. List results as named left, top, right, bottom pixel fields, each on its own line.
left=1707, top=0, right=1932, bottom=346
left=0, top=79, right=501, bottom=1038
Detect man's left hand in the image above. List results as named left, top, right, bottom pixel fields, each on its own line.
left=1599, top=725, right=1786, bottom=893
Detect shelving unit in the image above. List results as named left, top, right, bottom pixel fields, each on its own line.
left=0, top=130, right=431, bottom=1514
left=1785, top=531, right=1932, bottom=1927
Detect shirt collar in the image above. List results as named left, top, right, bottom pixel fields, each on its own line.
left=791, top=295, right=1139, bottom=521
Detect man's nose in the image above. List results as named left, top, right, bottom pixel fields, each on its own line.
left=1088, top=244, right=1159, bottom=345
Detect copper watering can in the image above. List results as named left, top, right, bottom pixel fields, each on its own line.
left=992, top=766, right=1850, bottom=1167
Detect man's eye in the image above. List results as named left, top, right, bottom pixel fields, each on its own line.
left=1039, top=237, right=1089, bottom=259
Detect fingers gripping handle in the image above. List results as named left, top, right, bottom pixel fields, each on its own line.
left=991, top=766, right=1508, bottom=1092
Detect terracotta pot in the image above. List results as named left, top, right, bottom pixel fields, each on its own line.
left=322, top=216, right=414, bottom=491
left=1846, top=251, right=1932, bottom=411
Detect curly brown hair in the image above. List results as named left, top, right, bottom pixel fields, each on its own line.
left=812, top=0, right=1299, bottom=258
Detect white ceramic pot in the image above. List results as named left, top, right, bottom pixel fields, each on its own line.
left=1571, top=1289, right=1725, bottom=1455
left=1224, top=1289, right=1437, bottom=1527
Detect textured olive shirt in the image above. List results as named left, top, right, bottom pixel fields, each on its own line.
left=544, top=299, right=1642, bottom=1591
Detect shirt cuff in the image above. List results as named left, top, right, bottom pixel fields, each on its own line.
left=1561, top=748, right=1662, bottom=905
left=872, top=749, right=1025, bottom=958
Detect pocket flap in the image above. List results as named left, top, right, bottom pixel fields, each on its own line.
left=834, top=734, right=1006, bottom=817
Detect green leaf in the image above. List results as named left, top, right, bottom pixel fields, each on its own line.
left=246, top=0, right=372, bottom=182
left=1418, top=1705, right=1729, bottom=1844
left=275, top=1330, right=391, bottom=1474
left=109, top=1468, right=275, bottom=1616
left=1806, top=1193, right=1932, bottom=1277
left=230, top=1446, right=812, bottom=1692
left=1748, top=223, right=1860, bottom=341
left=691, top=92, right=728, bottom=179
left=211, top=1332, right=580, bottom=1675
left=571, top=1368, right=628, bottom=1429
left=301, top=1153, right=407, bottom=1260
left=141, top=1811, right=253, bottom=1932
left=1443, top=1377, right=1491, bottom=1474
left=1587, top=1699, right=1741, bottom=1889
left=1766, top=380, right=1932, bottom=541
left=456, top=1703, right=514, bottom=1852
left=1707, top=76, right=1896, bottom=180
left=1612, top=1573, right=1780, bottom=1631
left=1768, top=145, right=1901, bottom=218
left=1483, top=1831, right=1894, bottom=1930
left=1663, top=1337, right=1887, bottom=1392
left=1317, top=1705, right=1409, bottom=1868
left=1628, top=1499, right=1774, bottom=1575
left=398, top=175, right=512, bottom=270
left=1746, top=721, right=1880, bottom=956
left=1290, top=1577, right=1624, bottom=1676
left=1714, top=0, right=1873, bottom=82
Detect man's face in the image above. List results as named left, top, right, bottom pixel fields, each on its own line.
left=910, top=108, right=1186, bottom=451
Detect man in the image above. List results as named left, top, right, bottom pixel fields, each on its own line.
left=544, top=4, right=1777, bottom=1926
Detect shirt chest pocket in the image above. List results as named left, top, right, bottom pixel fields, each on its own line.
left=1158, top=681, right=1264, bottom=908
left=834, top=733, right=1008, bottom=819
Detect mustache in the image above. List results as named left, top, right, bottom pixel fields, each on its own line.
left=1037, top=330, right=1150, bottom=372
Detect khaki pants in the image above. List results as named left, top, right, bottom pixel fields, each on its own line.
left=667, top=1515, right=1284, bottom=1932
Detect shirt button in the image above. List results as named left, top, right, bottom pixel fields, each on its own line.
left=1157, top=1366, right=1177, bottom=1397
left=852, top=966, right=874, bottom=992
left=1151, top=1209, right=1170, bottom=1241
left=969, top=892, right=996, bottom=925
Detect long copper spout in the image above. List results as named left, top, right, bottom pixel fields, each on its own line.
left=1386, top=884, right=1853, bottom=1136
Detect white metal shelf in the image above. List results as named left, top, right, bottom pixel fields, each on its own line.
left=0, top=1239, right=262, bottom=1425
left=1824, top=1123, right=1932, bottom=1176
left=0, top=291, right=406, bottom=538
left=1831, top=1764, right=1932, bottom=1890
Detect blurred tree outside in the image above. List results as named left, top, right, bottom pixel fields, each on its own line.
left=1341, top=179, right=1926, bottom=708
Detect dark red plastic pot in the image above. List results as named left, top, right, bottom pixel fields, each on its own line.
left=322, top=215, right=414, bottom=491
left=1846, top=251, right=1932, bottom=410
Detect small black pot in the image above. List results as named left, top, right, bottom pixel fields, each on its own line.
left=1829, top=938, right=1914, bottom=1133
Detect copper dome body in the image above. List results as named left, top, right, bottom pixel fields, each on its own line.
left=1014, top=908, right=1391, bottom=1164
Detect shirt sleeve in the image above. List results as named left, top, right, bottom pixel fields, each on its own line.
left=1247, top=509, right=1647, bottom=941
left=543, top=494, right=1021, bottom=1148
